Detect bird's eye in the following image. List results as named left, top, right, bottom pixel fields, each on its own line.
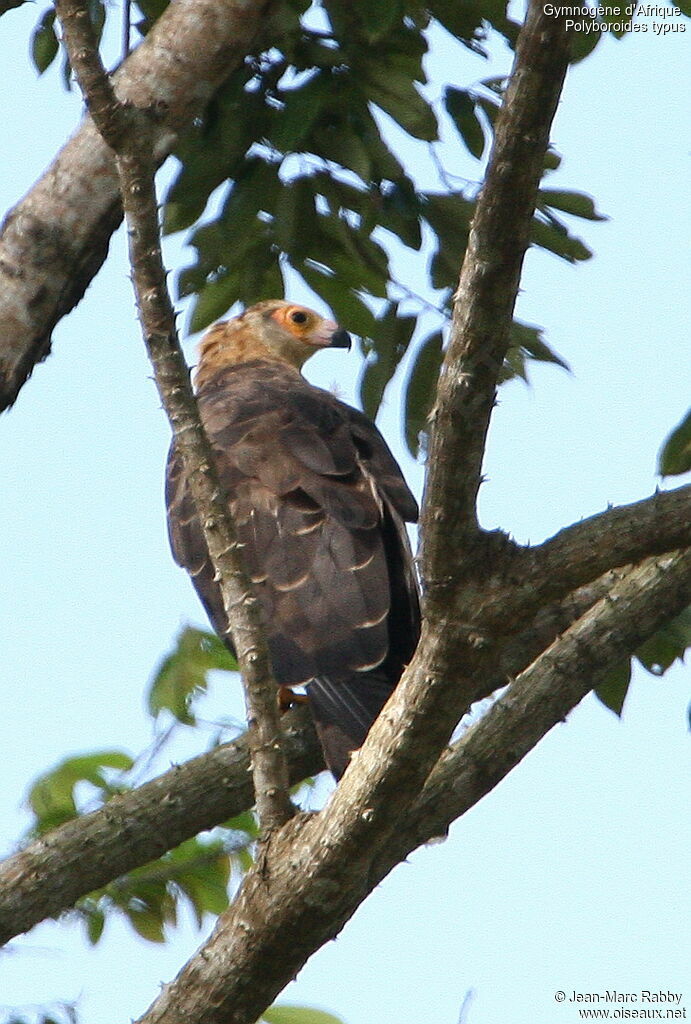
left=289, top=310, right=309, bottom=325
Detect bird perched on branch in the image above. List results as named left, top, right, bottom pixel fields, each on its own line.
left=166, top=300, right=420, bottom=779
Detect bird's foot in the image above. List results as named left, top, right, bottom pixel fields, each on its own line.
left=278, top=686, right=310, bottom=712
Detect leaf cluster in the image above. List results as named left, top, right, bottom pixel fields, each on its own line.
left=77, top=830, right=249, bottom=944
left=596, top=409, right=691, bottom=715
left=16, top=0, right=610, bottom=455
left=152, top=0, right=606, bottom=456
left=596, top=605, right=691, bottom=716
left=23, top=628, right=253, bottom=946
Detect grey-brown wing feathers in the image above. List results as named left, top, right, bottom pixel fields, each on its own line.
left=166, top=360, right=420, bottom=777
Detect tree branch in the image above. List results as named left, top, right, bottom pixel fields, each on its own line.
left=0, top=570, right=621, bottom=947
left=0, top=0, right=275, bottom=412
left=475, top=484, right=691, bottom=633
left=521, top=484, right=691, bottom=596
left=54, top=0, right=293, bottom=830
left=0, top=709, right=321, bottom=947
left=420, top=3, right=572, bottom=601
left=379, top=549, right=691, bottom=872
left=134, top=550, right=691, bottom=1024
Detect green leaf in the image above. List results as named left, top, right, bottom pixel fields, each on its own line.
left=510, top=320, right=570, bottom=373
left=261, top=1007, right=346, bottom=1024
left=217, top=159, right=282, bottom=248
left=135, top=0, right=171, bottom=35
left=543, top=148, right=562, bottom=173
left=148, top=626, right=238, bottom=724
left=359, top=302, right=417, bottom=420
left=539, top=188, right=607, bottom=222
left=597, top=2, right=632, bottom=36
left=273, top=176, right=318, bottom=255
left=166, top=837, right=233, bottom=924
left=163, top=70, right=263, bottom=234
left=474, top=94, right=500, bottom=128
left=422, top=193, right=473, bottom=254
left=301, top=214, right=388, bottom=298
left=187, top=235, right=284, bottom=333
left=363, top=67, right=438, bottom=142
left=31, top=8, right=59, bottom=75
left=271, top=72, right=333, bottom=151
left=635, top=606, right=691, bottom=676
left=28, top=751, right=133, bottom=832
left=176, top=863, right=231, bottom=924
left=423, top=192, right=473, bottom=289
left=404, top=331, right=444, bottom=457
left=187, top=265, right=243, bottom=333
left=84, top=905, right=106, bottom=945
left=569, top=16, right=603, bottom=63
left=297, top=262, right=379, bottom=339
left=595, top=660, right=631, bottom=717
left=379, top=180, right=422, bottom=251
left=530, top=216, right=592, bottom=263
left=444, top=87, right=485, bottom=159
left=311, top=125, right=372, bottom=182
left=347, top=102, right=406, bottom=180
left=348, top=0, right=402, bottom=42
left=658, top=408, right=691, bottom=477
left=426, top=0, right=492, bottom=45
left=126, top=905, right=167, bottom=943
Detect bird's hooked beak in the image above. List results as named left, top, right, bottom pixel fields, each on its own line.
left=314, top=319, right=352, bottom=350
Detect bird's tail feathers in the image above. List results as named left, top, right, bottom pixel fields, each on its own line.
left=307, top=672, right=394, bottom=780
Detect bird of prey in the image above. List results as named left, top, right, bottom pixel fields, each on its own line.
left=166, top=300, right=420, bottom=778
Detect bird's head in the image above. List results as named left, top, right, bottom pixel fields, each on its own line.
left=195, top=300, right=351, bottom=387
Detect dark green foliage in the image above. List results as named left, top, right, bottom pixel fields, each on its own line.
left=158, top=0, right=604, bottom=459
left=359, top=301, right=417, bottom=421
left=77, top=831, right=251, bottom=943
left=538, top=188, right=608, bottom=222
left=595, top=607, right=691, bottom=717
left=148, top=625, right=239, bottom=725
left=404, top=330, right=444, bottom=457
left=658, top=408, right=691, bottom=477
left=636, top=606, right=691, bottom=677
left=444, top=87, right=486, bottom=159
left=502, top=320, right=571, bottom=382
left=23, top=626, right=257, bottom=948
left=595, top=661, right=632, bottom=717
left=31, top=8, right=58, bottom=74
left=29, top=0, right=105, bottom=79
left=26, top=0, right=610, bottom=453
left=0, top=0, right=28, bottom=14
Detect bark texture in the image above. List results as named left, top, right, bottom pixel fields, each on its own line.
left=1, top=1, right=689, bottom=1022
left=134, top=552, right=691, bottom=1024
left=55, top=0, right=294, bottom=829
left=0, top=569, right=630, bottom=946
left=0, top=710, right=320, bottom=946
left=0, top=0, right=275, bottom=411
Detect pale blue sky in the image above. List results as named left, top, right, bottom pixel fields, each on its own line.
left=0, top=5, right=689, bottom=1024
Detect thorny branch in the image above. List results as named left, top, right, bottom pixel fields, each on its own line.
left=0, top=0, right=275, bottom=412
left=1, top=1, right=688, bottom=1022
left=53, top=0, right=293, bottom=831
left=0, top=565, right=626, bottom=947
left=134, top=552, right=691, bottom=1024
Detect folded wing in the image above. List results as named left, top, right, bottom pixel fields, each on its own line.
left=166, top=359, right=420, bottom=777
